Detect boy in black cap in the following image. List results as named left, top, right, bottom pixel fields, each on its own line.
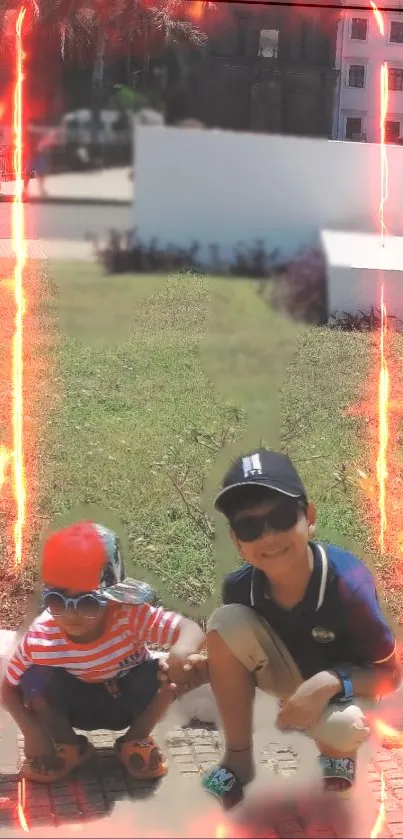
left=202, top=449, right=400, bottom=809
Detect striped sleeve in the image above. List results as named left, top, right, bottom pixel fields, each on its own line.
left=129, top=603, right=182, bottom=647
left=4, top=633, right=33, bottom=687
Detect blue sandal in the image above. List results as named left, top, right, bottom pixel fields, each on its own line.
left=202, top=765, right=245, bottom=810
left=319, top=755, right=356, bottom=796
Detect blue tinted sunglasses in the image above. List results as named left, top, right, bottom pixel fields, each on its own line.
left=43, top=588, right=108, bottom=619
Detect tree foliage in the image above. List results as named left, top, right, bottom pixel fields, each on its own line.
left=4, top=0, right=211, bottom=58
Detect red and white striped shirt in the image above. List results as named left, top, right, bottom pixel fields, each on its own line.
left=5, top=602, right=182, bottom=686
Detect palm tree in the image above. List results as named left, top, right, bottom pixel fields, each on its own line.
left=32, top=0, right=210, bottom=160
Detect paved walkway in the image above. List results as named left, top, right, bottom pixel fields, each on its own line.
left=1, top=168, right=132, bottom=205
left=0, top=704, right=344, bottom=838
left=0, top=663, right=394, bottom=838
left=0, top=631, right=394, bottom=836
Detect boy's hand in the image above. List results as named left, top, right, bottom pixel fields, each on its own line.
left=180, top=654, right=209, bottom=695
left=157, top=653, right=187, bottom=693
left=276, top=672, right=340, bottom=732
left=158, top=653, right=209, bottom=697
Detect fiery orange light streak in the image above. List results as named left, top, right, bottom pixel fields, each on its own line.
left=0, top=6, right=27, bottom=570
left=369, top=3, right=390, bottom=829
left=375, top=718, right=403, bottom=744
left=371, top=3, right=390, bottom=553
left=12, top=5, right=27, bottom=568
left=370, top=0, right=385, bottom=34
left=376, top=281, right=389, bottom=553
left=370, top=770, right=386, bottom=839
left=187, top=1, right=204, bottom=19
left=378, top=62, right=389, bottom=246
left=17, top=778, right=28, bottom=833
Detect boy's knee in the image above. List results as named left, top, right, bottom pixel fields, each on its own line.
left=207, top=604, right=271, bottom=676
left=208, top=605, right=253, bottom=653
left=207, top=603, right=254, bottom=635
left=20, top=666, right=60, bottom=709
left=207, top=604, right=260, bottom=642
left=314, top=702, right=372, bottom=754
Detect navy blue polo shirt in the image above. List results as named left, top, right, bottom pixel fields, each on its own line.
left=222, top=542, right=395, bottom=679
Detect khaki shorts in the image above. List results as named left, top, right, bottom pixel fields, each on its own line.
left=207, top=604, right=374, bottom=754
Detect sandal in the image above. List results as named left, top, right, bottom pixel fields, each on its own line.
left=21, top=735, right=96, bottom=784
left=202, top=765, right=245, bottom=811
left=319, top=755, right=356, bottom=796
left=114, top=735, right=168, bottom=781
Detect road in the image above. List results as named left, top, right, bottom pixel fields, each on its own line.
left=0, top=202, right=131, bottom=242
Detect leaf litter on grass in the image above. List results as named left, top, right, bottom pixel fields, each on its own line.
left=0, top=259, right=56, bottom=628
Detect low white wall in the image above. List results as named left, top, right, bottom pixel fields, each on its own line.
left=134, top=126, right=403, bottom=263
left=327, top=264, right=403, bottom=320
left=322, top=231, right=403, bottom=318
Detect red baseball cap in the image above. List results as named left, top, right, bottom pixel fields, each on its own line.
left=41, top=520, right=156, bottom=604
left=41, top=521, right=121, bottom=592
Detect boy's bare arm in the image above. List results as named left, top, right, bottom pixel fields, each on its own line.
left=170, top=617, right=205, bottom=658
left=328, top=655, right=402, bottom=698
left=1, top=679, right=41, bottom=735
left=306, top=655, right=402, bottom=706
left=1, top=679, right=57, bottom=760
left=277, top=657, right=402, bottom=732
left=165, top=617, right=206, bottom=688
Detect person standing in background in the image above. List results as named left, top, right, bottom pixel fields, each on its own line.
left=24, top=131, right=52, bottom=198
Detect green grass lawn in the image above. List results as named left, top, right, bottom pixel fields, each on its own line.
left=0, top=260, right=395, bottom=627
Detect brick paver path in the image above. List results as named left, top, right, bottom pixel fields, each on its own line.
left=0, top=707, right=396, bottom=838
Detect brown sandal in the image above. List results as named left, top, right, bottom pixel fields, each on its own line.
left=114, top=735, right=168, bottom=781
left=21, top=735, right=95, bottom=784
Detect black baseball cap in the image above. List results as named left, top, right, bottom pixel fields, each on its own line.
left=214, top=449, right=308, bottom=514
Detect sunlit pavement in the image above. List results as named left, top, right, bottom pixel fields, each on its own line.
left=1, top=168, right=132, bottom=205
left=0, top=202, right=130, bottom=244
left=0, top=684, right=393, bottom=838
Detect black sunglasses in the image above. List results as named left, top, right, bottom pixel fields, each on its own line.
left=43, top=588, right=108, bottom=619
left=230, top=499, right=304, bottom=543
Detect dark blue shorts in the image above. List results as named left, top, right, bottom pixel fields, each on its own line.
left=20, top=659, right=160, bottom=731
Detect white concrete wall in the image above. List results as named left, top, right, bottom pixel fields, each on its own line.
left=327, top=264, right=403, bottom=320
left=134, top=126, right=403, bottom=262
left=333, top=7, right=403, bottom=141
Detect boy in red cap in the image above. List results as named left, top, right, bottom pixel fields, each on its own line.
left=1, top=521, right=206, bottom=784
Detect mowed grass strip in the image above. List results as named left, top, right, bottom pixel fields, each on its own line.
left=16, top=262, right=393, bottom=623
left=0, top=259, right=56, bottom=627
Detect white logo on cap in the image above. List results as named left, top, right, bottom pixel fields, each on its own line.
left=242, top=453, right=263, bottom=478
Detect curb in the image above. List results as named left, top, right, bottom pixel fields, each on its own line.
left=0, top=196, right=131, bottom=207
left=0, top=629, right=16, bottom=656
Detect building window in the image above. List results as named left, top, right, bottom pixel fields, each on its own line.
left=258, top=29, right=279, bottom=59
left=345, top=116, right=362, bottom=139
left=348, top=65, right=366, bottom=88
left=390, top=21, right=403, bottom=43
left=389, top=68, right=403, bottom=91
left=351, top=18, right=368, bottom=40
left=385, top=120, right=400, bottom=141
